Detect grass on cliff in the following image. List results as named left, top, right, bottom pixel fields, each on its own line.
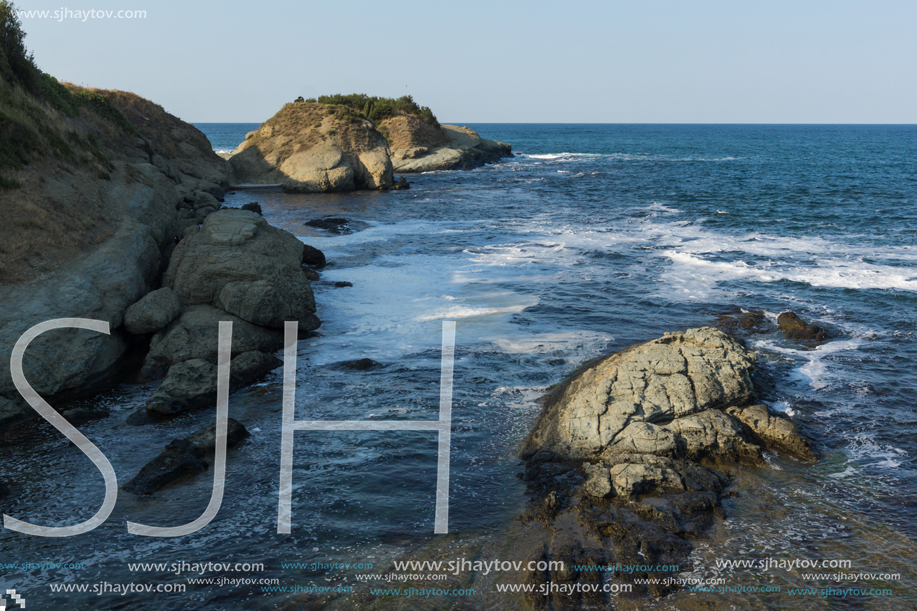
left=0, top=1, right=135, bottom=189
left=296, top=93, right=440, bottom=128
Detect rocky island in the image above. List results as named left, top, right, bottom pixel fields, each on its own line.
left=227, top=94, right=513, bottom=191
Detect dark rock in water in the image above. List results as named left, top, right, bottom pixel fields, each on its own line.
left=0, top=480, right=10, bottom=500
left=777, top=311, right=828, bottom=342
left=302, top=244, right=326, bottom=267
left=124, top=419, right=250, bottom=495
left=185, top=418, right=251, bottom=457
left=339, top=358, right=381, bottom=371
left=391, top=176, right=410, bottom=190
left=123, top=439, right=207, bottom=495
left=304, top=217, right=361, bottom=234
left=229, top=350, right=282, bottom=389
left=241, top=202, right=262, bottom=215
left=715, top=308, right=773, bottom=339
left=0, top=395, right=31, bottom=436
left=334, top=281, right=353, bottom=288
left=60, top=406, right=110, bottom=426
left=302, top=269, right=320, bottom=281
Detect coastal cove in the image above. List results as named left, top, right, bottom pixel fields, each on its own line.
left=1, top=122, right=916, bottom=610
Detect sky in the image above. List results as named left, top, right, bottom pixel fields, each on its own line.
left=13, top=0, right=917, bottom=124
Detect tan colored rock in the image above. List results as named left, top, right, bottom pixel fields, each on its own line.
left=392, top=124, right=513, bottom=173
left=228, top=102, right=393, bottom=192
left=727, top=404, right=816, bottom=461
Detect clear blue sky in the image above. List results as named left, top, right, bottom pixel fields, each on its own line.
left=15, top=0, right=917, bottom=124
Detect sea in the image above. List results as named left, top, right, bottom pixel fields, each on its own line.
left=1, top=123, right=915, bottom=610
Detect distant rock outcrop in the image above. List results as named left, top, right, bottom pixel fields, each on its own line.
left=387, top=123, right=513, bottom=173
left=228, top=102, right=393, bottom=192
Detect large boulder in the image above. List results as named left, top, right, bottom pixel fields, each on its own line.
left=163, top=209, right=320, bottom=330
left=521, top=327, right=758, bottom=460
left=228, top=102, right=393, bottom=192
left=123, top=287, right=182, bottom=335
left=142, top=305, right=285, bottom=379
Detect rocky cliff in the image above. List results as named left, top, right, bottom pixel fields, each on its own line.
left=228, top=102, right=393, bottom=192
left=0, top=71, right=324, bottom=439
left=386, top=122, right=513, bottom=173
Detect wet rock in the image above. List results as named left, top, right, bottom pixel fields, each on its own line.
left=302, top=244, right=326, bottom=267
left=338, top=358, right=381, bottom=371
left=123, top=419, right=250, bottom=495
left=0, top=395, right=31, bottom=436
left=333, top=281, right=353, bottom=288
left=305, top=217, right=351, bottom=233
left=727, top=404, right=816, bottom=461
left=123, top=287, right=182, bottom=335
left=520, top=327, right=757, bottom=460
left=59, top=406, right=109, bottom=426
left=143, top=350, right=282, bottom=418
left=302, top=269, right=320, bottom=281
left=391, top=176, right=410, bottom=190
left=241, top=201, right=262, bottom=215
left=777, top=311, right=828, bottom=342
left=123, top=439, right=207, bottom=495
left=715, top=308, right=773, bottom=338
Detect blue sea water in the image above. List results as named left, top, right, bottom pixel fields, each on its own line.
left=2, top=123, right=916, bottom=610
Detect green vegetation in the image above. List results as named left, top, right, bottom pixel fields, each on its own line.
left=0, top=2, right=130, bottom=188
left=298, top=93, right=439, bottom=127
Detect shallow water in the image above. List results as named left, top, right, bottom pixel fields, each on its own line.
left=1, top=124, right=915, bottom=609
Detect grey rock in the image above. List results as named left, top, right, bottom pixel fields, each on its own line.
left=393, top=125, right=513, bottom=173
left=123, top=419, right=249, bottom=495
left=123, top=287, right=181, bottom=335
left=218, top=280, right=291, bottom=328
left=164, top=210, right=319, bottom=330
left=145, top=359, right=218, bottom=416
left=521, top=327, right=757, bottom=460
left=142, top=305, right=286, bottom=380
left=662, top=409, right=761, bottom=463
left=144, top=350, right=281, bottom=418
left=334, top=281, right=353, bottom=288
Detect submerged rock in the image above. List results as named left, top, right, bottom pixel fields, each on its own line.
left=305, top=217, right=360, bottom=234
left=338, top=358, right=382, bottom=371
left=124, top=418, right=250, bottom=495
left=0, top=480, right=10, bottom=500
left=777, top=311, right=828, bottom=342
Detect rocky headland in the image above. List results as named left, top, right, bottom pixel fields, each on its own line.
left=0, top=42, right=327, bottom=493
left=514, top=327, right=815, bottom=608
left=227, top=94, right=512, bottom=191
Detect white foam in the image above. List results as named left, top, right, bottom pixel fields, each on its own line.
left=755, top=338, right=862, bottom=391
